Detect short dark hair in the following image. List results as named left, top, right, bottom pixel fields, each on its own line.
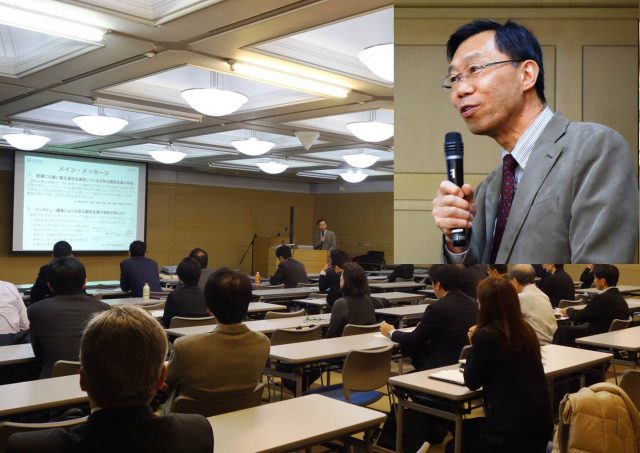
left=446, top=19, right=546, bottom=103
left=189, top=248, right=208, bottom=269
left=48, top=257, right=86, bottom=294
left=429, top=264, right=462, bottom=291
left=488, top=264, right=508, bottom=274
left=129, top=240, right=146, bottom=257
left=275, top=245, right=292, bottom=259
left=52, top=241, right=72, bottom=258
left=329, top=249, right=350, bottom=268
left=177, top=257, right=201, bottom=286
left=593, top=265, right=619, bottom=287
left=204, top=267, right=252, bottom=323
left=317, top=219, right=327, bottom=225
left=341, top=262, right=369, bottom=298
left=554, top=264, right=564, bottom=270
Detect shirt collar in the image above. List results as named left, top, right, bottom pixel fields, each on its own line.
left=501, top=106, right=554, bottom=170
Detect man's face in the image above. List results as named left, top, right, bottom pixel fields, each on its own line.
left=449, top=31, right=524, bottom=139
left=543, top=264, right=554, bottom=273
left=594, top=275, right=606, bottom=290
left=318, top=221, right=327, bottom=232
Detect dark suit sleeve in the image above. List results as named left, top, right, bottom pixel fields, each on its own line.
left=318, top=270, right=335, bottom=292
left=269, top=263, right=285, bottom=285
left=161, top=292, right=176, bottom=328
left=463, top=329, right=494, bottom=391
left=325, top=299, right=347, bottom=338
left=567, top=297, right=604, bottom=324
left=313, top=232, right=322, bottom=250
left=29, top=265, right=50, bottom=303
left=120, top=261, right=130, bottom=292
left=26, top=305, right=43, bottom=361
left=390, top=305, right=438, bottom=350
left=7, top=428, right=74, bottom=453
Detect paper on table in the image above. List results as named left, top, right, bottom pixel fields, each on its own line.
left=429, top=369, right=466, bottom=386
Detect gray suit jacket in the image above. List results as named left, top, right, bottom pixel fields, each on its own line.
left=452, top=113, right=638, bottom=263
left=313, top=230, right=336, bottom=250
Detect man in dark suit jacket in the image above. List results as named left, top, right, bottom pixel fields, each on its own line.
left=29, top=240, right=73, bottom=303
left=120, top=240, right=162, bottom=297
left=318, top=249, right=350, bottom=308
left=269, top=245, right=308, bottom=288
left=189, top=247, right=215, bottom=290
left=27, top=257, right=110, bottom=378
left=539, top=264, right=575, bottom=307
left=460, top=264, right=487, bottom=299
left=381, top=264, right=478, bottom=370
left=555, top=265, right=630, bottom=347
left=7, top=305, right=213, bottom=453
left=161, top=257, right=208, bottom=328
left=387, top=264, right=415, bottom=282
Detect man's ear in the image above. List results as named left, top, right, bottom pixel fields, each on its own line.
left=155, top=362, right=168, bottom=390
left=79, top=367, right=87, bottom=391
left=520, top=60, right=540, bottom=94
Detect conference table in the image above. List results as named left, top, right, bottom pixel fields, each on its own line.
left=576, top=325, right=640, bottom=363
left=209, top=394, right=385, bottom=453
left=375, top=304, right=429, bottom=329
left=252, top=287, right=320, bottom=301
left=374, top=291, right=426, bottom=305
left=390, top=344, right=612, bottom=453
left=368, top=281, right=426, bottom=292
left=149, top=302, right=287, bottom=321
left=580, top=285, right=640, bottom=297
left=0, top=343, right=35, bottom=367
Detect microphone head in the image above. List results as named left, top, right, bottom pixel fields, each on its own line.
left=444, top=131, right=464, bottom=157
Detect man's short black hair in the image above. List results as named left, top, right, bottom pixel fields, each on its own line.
left=52, top=241, right=72, bottom=258
left=177, top=257, right=201, bottom=286
left=329, top=249, right=350, bottom=268
left=554, top=264, right=564, bottom=270
left=48, top=257, right=86, bottom=294
left=593, top=265, right=619, bottom=287
left=317, top=219, right=327, bottom=225
left=204, top=267, right=252, bottom=324
left=129, top=240, right=146, bottom=257
left=488, top=264, right=508, bottom=274
left=275, top=245, right=292, bottom=259
left=189, top=247, right=208, bottom=269
left=429, top=264, right=462, bottom=291
left=446, top=19, right=546, bottom=103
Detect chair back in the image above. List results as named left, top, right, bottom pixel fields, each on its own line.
left=172, top=384, right=264, bottom=417
left=342, top=345, right=393, bottom=401
left=169, top=316, right=217, bottom=329
left=620, top=370, right=640, bottom=411
left=609, top=318, right=632, bottom=332
left=265, top=309, right=305, bottom=320
left=296, top=282, right=317, bottom=288
left=141, top=301, right=166, bottom=310
left=458, top=345, right=472, bottom=361
left=0, top=417, right=88, bottom=452
left=342, top=322, right=383, bottom=337
left=558, top=299, right=585, bottom=309
left=150, top=291, right=169, bottom=299
left=271, top=325, right=323, bottom=346
left=51, top=360, right=81, bottom=378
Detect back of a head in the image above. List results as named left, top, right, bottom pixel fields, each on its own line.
left=204, top=267, right=251, bottom=323
left=509, top=264, right=536, bottom=286
left=554, top=264, right=565, bottom=271
left=49, top=257, right=86, bottom=295
left=52, top=241, right=72, bottom=258
left=189, top=247, right=208, bottom=269
left=177, top=257, right=201, bottom=286
left=129, top=240, right=146, bottom=257
left=488, top=264, right=509, bottom=275
left=341, top=262, right=369, bottom=298
left=329, top=249, right=350, bottom=268
left=593, top=264, right=619, bottom=287
left=429, top=264, right=462, bottom=291
left=275, top=245, right=292, bottom=259
left=80, top=305, right=168, bottom=407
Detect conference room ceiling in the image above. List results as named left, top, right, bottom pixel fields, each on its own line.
left=0, top=0, right=394, bottom=184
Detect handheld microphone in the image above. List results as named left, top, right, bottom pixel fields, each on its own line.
left=444, top=132, right=467, bottom=247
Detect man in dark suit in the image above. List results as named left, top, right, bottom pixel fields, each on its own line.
left=387, top=264, right=414, bottom=282
left=190, top=247, right=214, bottom=291
left=7, top=305, right=213, bottom=453
left=539, top=264, right=575, bottom=307
left=120, top=240, right=162, bottom=297
left=460, top=264, right=487, bottom=299
left=161, top=257, right=208, bottom=328
left=554, top=265, right=630, bottom=347
left=380, top=264, right=478, bottom=370
left=318, top=249, right=350, bottom=308
left=269, top=245, right=308, bottom=288
left=27, top=257, right=110, bottom=378
left=29, top=240, right=73, bottom=303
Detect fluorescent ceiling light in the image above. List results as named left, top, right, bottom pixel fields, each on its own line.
left=2, top=129, right=50, bottom=150
left=208, top=162, right=260, bottom=172
left=98, top=151, right=155, bottom=162
left=346, top=121, right=393, bottom=142
left=257, top=160, right=288, bottom=174
left=148, top=145, right=186, bottom=164
left=358, top=44, right=394, bottom=83
left=73, top=108, right=128, bottom=136
left=94, top=98, right=203, bottom=122
left=0, top=5, right=105, bottom=44
left=232, top=62, right=350, bottom=98
left=340, top=169, right=368, bottom=183
left=296, top=171, right=338, bottom=180
left=342, top=152, right=379, bottom=168
left=181, top=88, right=248, bottom=117
left=231, top=136, right=275, bottom=156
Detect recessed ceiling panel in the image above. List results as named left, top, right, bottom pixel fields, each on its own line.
left=286, top=109, right=393, bottom=136
left=221, top=157, right=323, bottom=169
left=308, top=168, right=392, bottom=177
left=304, top=147, right=393, bottom=163
left=70, top=0, right=223, bottom=24
left=181, top=128, right=326, bottom=149
left=0, top=124, right=97, bottom=146
left=103, top=142, right=229, bottom=159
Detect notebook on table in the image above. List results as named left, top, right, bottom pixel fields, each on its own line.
left=429, top=369, right=466, bottom=386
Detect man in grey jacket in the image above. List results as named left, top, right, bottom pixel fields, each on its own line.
left=313, top=219, right=336, bottom=251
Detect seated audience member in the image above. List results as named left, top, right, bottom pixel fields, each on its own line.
left=554, top=265, right=630, bottom=347
left=27, top=257, right=110, bottom=378
left=161, top=257, right=208, bottom=328
left=387, top=264, right=415, bottom=282
left=269, top=245, right=308, bottom=288
left=538, top=264, right=575, bottom=307
left=30, top=240, right=73, bottom=303
left=325, top=263, right=376, bottom=338
left=318, top=249, right=350, bottom=308
left=164, top=268, right=270, bottom=411
left=7, top=305, right=213, bottom=453
left=0, top=281, right=29, bottom=346
left=486, top=264, right=508, bottom=279
left=460, top=264, right=487, bottom=299
left=120, top=240, right=162, bottom=297
left=447, top=278, right=552, bottom=453
left=509, top=265, right=557, bottom=345
left=579, top=264, right=595, bottom=289
left=381, top=264, right=478, bottom=370
left=189, top=247, right=214, bottom=291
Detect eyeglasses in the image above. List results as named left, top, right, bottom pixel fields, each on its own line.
left=442, top=60, right=522, bottom=89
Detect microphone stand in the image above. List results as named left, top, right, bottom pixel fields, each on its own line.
left=239, top=233, right=258, bottom=275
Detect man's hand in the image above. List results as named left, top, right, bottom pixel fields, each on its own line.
left=559, top=308, right=568, bottom=317
left=467, top=324, right=477, bottom=343
left=432, top=180, right=476, bottom=253
left=380, top=321, right=394, bottom=338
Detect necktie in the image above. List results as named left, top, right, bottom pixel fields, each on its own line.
left=491, top=153, right=518, bottom=263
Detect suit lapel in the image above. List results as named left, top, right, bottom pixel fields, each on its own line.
left=482, top=168, right=502, bottom=262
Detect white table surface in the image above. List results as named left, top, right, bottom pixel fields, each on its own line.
left=0, top=343, right=35, bottom=366
left=375, top=304, right=428, bottom=318
left=368, top=282, right=426, bottom=291
left=252, top=287, right=320, bottom=299
left=581, top=285, right=640, bottom=295
left=0, top=374, right=87, bottom=417
left=372, top=291, right=426, bottom=304
left=575, top=325, right=640, bottom=351
left=150, top=302, right=287, bottom=320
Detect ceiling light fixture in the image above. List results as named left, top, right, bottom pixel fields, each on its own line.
left=346, top=110, right=393, bottom=142
left=148, top=144, right=186, bottom=164
left=73, top=107, right=128, bottom=136
left=208, top=162, right=260, bottom=172
left=342, top=151, right=379, bottom=168
left=0, top=5, right=105, bottom=44
left=2, top=129, right=50, bottom=150
left=257, top=160, right=288, bottom=174
left=94, top=98, right=203, bottom=123
left=231, top=131, right=275, bottom=156
left=358, top=43, right=394, bottom=82
left=340, top=169, right=368, bottom=183
left=296, top=171, right=338, bottom=180
left=230, top=60, right=350, bottom=98
left=181, top=71, right=248, bottom=117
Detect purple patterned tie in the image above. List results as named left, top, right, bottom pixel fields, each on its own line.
left=491, top=154, right=518, bottom=263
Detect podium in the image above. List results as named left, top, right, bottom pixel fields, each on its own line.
left=253, top=237, right=328, bottom=277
